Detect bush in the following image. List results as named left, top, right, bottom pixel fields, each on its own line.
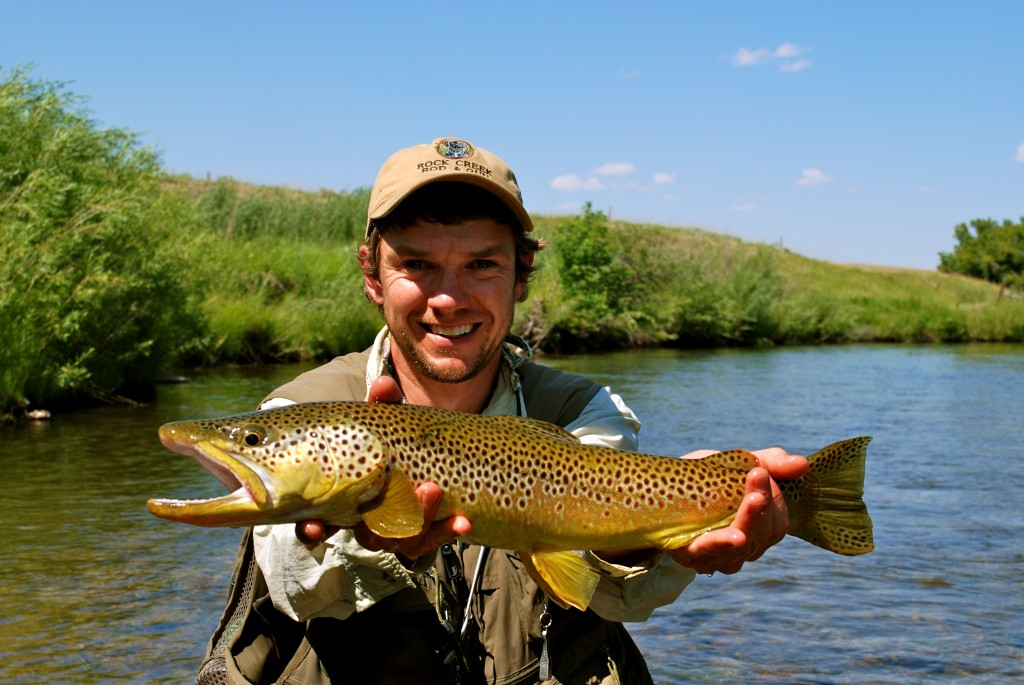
left=0, top=67, right=205, bottom=410
left=546, top=204, right=648, bottom=350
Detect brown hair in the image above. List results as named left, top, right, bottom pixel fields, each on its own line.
left=361, top=182, right=544, bottom=303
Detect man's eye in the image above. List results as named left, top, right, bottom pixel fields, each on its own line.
left=473, top=260, right=497, bottom=269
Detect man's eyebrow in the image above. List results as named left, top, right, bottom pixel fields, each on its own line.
left=387, top=243, right=430, bottom=258
left=467, top=243, right=515, bottom=259
left=387, top=242, right=513, bottom=259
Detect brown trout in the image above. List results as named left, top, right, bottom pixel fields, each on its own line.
left=148, top=401, right=873, bottom=610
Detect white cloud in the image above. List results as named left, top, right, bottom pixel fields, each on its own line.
left=731, top=42, right=812, bottom=72
left=730, top=202, right=759, bottom=212
left=552, top=164, right=667, bottom=193
left=795, top=168, right=834, bottom=187
left=618, top=67, right=640, bottom=79
left=731, top=47, right=770, bottom=66
left=779, top=58, right=813, bottom=73
left=1015, top=142, right=1024, bottom=162
left=592, top=162, right=636, bottom=176
left=550, top=173, right=605, bottom=192
left=773, top=42, right=802, bottom=58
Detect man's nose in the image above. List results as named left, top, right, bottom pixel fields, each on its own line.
left=426, top=267, right=468, bottom=308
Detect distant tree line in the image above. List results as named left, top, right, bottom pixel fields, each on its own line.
left=938, top=218, right=1024, bottom=296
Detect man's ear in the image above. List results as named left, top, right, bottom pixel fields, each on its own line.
left=359, top=245, right=384, bottom=304
left=364, top=275, right=384, bottom=304
left=513, top=250, right=535, bottom=302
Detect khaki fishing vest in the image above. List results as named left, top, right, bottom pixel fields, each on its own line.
left=195, top=349, right=654, bottom=685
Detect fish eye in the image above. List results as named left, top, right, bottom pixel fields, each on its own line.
left=239, top=424, right=266, bottom=447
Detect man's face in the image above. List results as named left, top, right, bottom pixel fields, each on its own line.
left=366, top=218, right=527, bottom=385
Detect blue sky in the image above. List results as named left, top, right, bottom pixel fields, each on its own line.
left=3, top=1, right=1021, bottom=269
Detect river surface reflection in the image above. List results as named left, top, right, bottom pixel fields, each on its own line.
left=1, top=344, right=1021, bottom=683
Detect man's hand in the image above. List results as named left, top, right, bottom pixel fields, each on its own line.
left=294, top=375, right=472, bottom=558
left=668, top=448, right=808, bottom=575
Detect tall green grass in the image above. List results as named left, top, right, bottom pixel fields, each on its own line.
left=155, top=178, right=1024, bottom=364
left=193, top=236, right=380, bottom=363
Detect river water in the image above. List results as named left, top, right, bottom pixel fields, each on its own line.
left=0, top=344, right=1021, bottom=683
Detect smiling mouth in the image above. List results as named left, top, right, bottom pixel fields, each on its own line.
left=424, top=323, right=476, bottom=338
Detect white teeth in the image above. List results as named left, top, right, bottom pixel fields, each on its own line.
left=429, top=324, right=473, bottom=337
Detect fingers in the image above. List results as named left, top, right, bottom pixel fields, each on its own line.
left=752, top=446, right=808, bottom=480
left=735, top=469, right=776, bottom=562
left=748, top=448, right=806, bottom=553
left=356, top=516, right=470, bottom=557
left=668, top=527, right=748, bottom=575
left=295, top=520, right=342, bottom=548
left=677, top=482, right=769, bottom=574
left=367, top=375, right=404, bottom=404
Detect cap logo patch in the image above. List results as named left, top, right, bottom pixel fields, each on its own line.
left=417, top=138, right=493, bottom=179
left=436, top=139, right=474, bottom=159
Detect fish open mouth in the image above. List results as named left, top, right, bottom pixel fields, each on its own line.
left=146, top=430, right=271, bottom=525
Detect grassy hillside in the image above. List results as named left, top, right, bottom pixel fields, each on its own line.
left=768, top=251, right=1021, bottom=343
left=173, top=177, right=1023, bottom=361
left=526, top=212, right=1022, bottom=351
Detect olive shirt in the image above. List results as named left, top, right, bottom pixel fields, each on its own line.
left=251, top=327, right=695, bottom=683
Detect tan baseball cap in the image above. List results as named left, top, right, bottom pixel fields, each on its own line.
left=366, top=137, right=533, bottom=237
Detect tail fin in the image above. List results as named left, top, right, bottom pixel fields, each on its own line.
left=782, top=436, right=874, bottom=556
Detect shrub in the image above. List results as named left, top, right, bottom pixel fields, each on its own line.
left=0, top=67, right=204, bottom=409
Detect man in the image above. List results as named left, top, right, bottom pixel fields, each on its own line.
left=198, top=138, right=807, bottom=685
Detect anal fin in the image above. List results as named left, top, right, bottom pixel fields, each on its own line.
left=521, top=550, right=601, bottom=611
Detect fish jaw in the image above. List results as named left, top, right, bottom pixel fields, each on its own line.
left=147, top=430, right=274, bottom=526
left=162, top=427, right=270, bottom=504
left=147, top=420, right=387, bottom=528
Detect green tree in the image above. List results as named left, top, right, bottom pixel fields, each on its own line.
left=0, top=66, right=205, bottom=410
left=554, top=203, right=632, bottom=316
left=938, top=218, right=1024, bottom=294
left=548, top=203, right=643, bottom=348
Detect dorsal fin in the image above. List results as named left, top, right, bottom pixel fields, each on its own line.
left=487, top=414, right=582, bottom=444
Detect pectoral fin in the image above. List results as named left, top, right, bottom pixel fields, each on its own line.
left=520, top=550, right=601, bottom=611
left=359, top=469, right=423, bottom=538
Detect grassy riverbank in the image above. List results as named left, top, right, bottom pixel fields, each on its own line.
left=175, top=177, right=1022, bottom=361
left=528, top=213, right=1023, bottom=351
